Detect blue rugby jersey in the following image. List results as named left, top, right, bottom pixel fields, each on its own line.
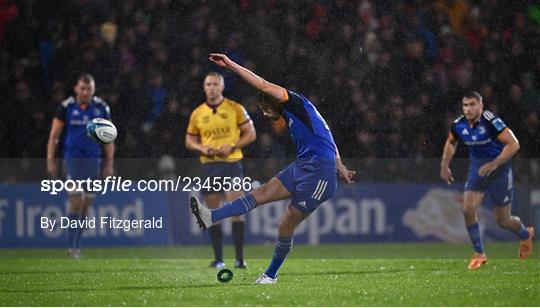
left=280, top=90, right=337, bottom=160
left=55, top=96, right=111, bottom=158
left=451, top=110, right=508, bottom=165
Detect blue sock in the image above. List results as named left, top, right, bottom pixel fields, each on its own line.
left=74, top=217, right=85, bottom=249
left=211, top=193, right=258, bottom=223
left=466, top=222, right=484, bottom=254
left=516, top=223, right=530, bottom=240
left=265, top=235, right=293, bottom=279
left=67, top=213, right=78, bottom=249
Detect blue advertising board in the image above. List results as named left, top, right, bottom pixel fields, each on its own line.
left=177, top=184, right=527, bottom=245
left=0, top=183, right=534, bottom=247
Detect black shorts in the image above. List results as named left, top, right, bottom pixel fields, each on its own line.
left=200, top=161, right=244, bottom=196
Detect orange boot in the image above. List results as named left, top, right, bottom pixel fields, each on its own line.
left=519, top=227, right=535, bottom=260
left=467, top=252, right=488, bottom=270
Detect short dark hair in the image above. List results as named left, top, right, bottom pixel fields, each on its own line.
left=78, top=73, right=95, bottom=84
left=463, top=91, right=482, bottom=102
left=205, top=72, right=224, bottom=83
left=257, top=91, right=283, bottom=110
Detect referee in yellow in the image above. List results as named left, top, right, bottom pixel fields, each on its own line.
left=186, top=72, right=256, bottom=268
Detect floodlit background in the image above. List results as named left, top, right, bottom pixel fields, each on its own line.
left=0, top=1, right=539, bottom=306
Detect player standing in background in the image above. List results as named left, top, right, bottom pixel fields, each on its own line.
left=440, top=91, right=534, bottom=269
left=47, top=73, right=115, bottom=258
left=189, top=54, right=355, bottom=284
left=185, top=72, right=256, bottom=269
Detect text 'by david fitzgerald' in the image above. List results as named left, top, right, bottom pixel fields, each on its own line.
left=40, top=216, right=163, bottom=232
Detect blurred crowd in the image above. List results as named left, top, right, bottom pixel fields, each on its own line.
left=0, top=0, right=539, bottom=182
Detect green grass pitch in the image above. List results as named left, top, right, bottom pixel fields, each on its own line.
left=1, top=243, right=538, bottom=306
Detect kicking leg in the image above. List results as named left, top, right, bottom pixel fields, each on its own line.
left=204, top=193, right=225, bottom=267
left=190, top=177, right=290, bottom=229
left=493, top=204, right=534, bottom=259
left=463, top=191, right=488, bottom=269
left=256, top=204, right=308, bottom=284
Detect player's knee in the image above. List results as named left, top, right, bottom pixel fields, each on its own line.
left=252, top=183, right=272, bottom=204
left=462, top=205, right=476, bottom=217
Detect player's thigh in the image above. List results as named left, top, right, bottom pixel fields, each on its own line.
left=463, top=190, right=484, bottom=212
left=251, top=177, right=291, bottom=205
left=295, top=173, right=336, bottom=212
left=485, top=166, right=513, bottom=207
left=204, top=193, right=223, bottom=209
left=286, top=158, right=337, bottom=213
left=278, top=204, right=309, bottom=237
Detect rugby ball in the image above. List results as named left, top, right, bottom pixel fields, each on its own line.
left=86, top=118, right=117, bottom=144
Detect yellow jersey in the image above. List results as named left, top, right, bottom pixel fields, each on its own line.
left=187, top=98, right=251, bottom=163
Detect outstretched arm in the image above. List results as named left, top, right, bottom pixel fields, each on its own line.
left=209, top=53, right=287, bottom=102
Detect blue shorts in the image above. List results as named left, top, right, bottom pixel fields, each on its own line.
left=200, top=161, right=244, bottom=196
left=276, top=156, right=337, bottom=213
left=465, top=162, right=513, bottom=206
left=64, top=158, right=101, bottom=181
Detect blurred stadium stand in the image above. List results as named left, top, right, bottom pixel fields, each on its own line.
left=0, top=0, right=538, bottom=183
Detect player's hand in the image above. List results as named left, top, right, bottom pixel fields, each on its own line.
left=337, top=161, right=356, bottom=184
left=440, top=166, right=454, bottom=185
left=209, top=53, right=235, bottom=69
left=478, top=161, right=498, bottom=177
left=47, top=159, right=58, bottom=178
left=216, top=144, right=234, bottom=157
left=102, top=164, right=114, bottom=178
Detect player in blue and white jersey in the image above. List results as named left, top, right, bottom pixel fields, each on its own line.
left=46, top=74, right=115, bottom=258
left=440, top=91, right=534, bottom=269
left=189, top=54, right=356, bottom=284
